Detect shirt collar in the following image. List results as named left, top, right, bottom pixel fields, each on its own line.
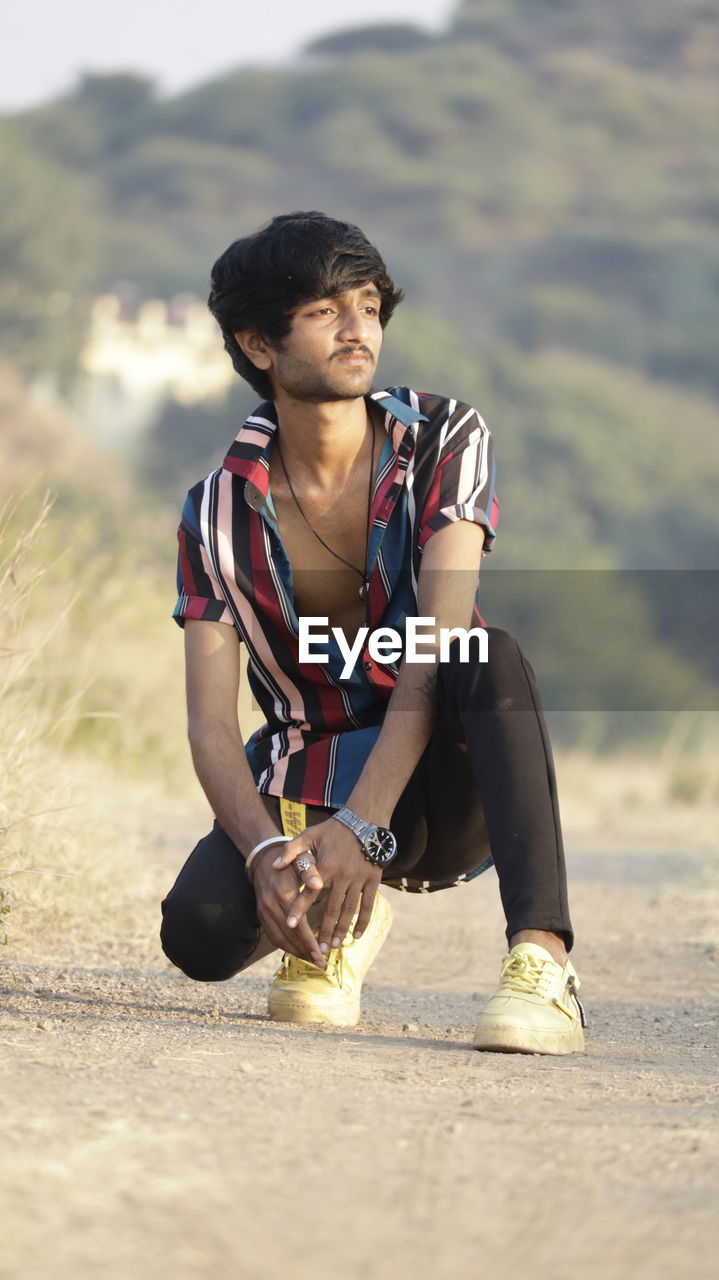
left=221, top=389, right=428, bottom=504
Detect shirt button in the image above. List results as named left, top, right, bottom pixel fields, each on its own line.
left=363, top=660, right=373, bottom=671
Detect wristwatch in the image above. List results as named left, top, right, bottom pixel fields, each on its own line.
left=331, top=807, right=398, bottom=867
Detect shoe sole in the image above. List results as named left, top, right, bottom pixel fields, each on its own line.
left=268, top=1000, right=360, bottom=1027
left=473, top=1023, right=585, bottom=1055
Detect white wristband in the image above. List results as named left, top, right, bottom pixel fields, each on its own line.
left=244, top=834, right=292, bottom=880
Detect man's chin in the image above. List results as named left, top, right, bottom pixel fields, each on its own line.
left=304, top=374, right=376, bottom=404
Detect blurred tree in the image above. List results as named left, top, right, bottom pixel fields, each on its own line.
left=103, top=137, right=275, bottom=214
left=0, top=127, right=96, bottom=380
left=451, top=0, right=719, bottom=70
left=16, top=73, right=158, bottom=168
left=304, top=23, right=432, bottom=57
left=157, top=70, right=288, bottom=148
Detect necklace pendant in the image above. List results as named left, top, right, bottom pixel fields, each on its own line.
left=358, top=582, right=368, bottom=600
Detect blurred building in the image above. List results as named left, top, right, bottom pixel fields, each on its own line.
left=75, top=292, right=234, bottom=447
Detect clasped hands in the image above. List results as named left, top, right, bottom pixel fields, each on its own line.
left=250, top=817, right=382, bottom=967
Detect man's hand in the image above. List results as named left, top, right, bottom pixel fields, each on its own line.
left=250, top=847, right=326, bottom=967
left=272, top=819, right=382, bottom=954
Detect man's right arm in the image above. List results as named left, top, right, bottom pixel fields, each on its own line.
left=184, top=618, right=279, bottom=854
left=183, top=618, right=325, bottom=966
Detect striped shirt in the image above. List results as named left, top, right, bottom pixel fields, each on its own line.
left=174, top=386, right=498, bottom=808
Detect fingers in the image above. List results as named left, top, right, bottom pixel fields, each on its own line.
left=292, top=853, right=323, bottom=893
left=352, top=883, right=378, bottom=941
left=255, top=866, right=325, bottom=965
left=330, top=890, right=363, bottom=952
left=285, top=881, right=320, bottom=930
left=259, top=902, right=324, bottom=967
left=259, top=819, right=381, bottom=963
left=289, top=916, right=324, bottom=966
left=270, top=837, right=323, bottom=894
left=272, top=835, right=311, bottom=871
left=284, top=853, right=323, bottom=927
left=318, top=888, right=351, bottom=954
left=316, top=872, right=381, bottom=951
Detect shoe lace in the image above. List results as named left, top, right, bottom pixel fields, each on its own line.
left=499, top=950, right=557, bottom=998
left=279, top=948, right=342, bottom=985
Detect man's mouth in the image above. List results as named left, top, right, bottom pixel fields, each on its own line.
left=332, top=347, right=374, bottom=363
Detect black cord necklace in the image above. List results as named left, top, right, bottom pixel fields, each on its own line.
left=275, top=416, right=376, bottom=600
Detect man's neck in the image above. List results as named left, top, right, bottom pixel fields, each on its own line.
left=272, top=392, right=374, bottom=491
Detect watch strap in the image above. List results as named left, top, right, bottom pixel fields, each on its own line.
left=332, top=807, right=374, bottom=846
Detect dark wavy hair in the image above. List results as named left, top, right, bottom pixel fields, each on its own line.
left=207, top=211, right=404, bottom=399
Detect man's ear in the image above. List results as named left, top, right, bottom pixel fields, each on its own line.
left=234, top=329, right=273, bottom=371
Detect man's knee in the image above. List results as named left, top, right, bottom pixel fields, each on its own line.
left=160, top=891, right=259, bottom=982
left=438, top=628, right=536, bottom=716
left=484, top=627, right=531, bottom=684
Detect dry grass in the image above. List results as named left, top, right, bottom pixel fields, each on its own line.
left=557, top=732, right=719, bottom=849
left=0, top=491, right=207, bottom=962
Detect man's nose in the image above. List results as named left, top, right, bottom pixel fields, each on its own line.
left=337, top=306, right=370, bottom=342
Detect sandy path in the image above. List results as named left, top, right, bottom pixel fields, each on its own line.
left=1, top=837, right=717, bottom=1280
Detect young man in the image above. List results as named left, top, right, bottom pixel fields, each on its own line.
left=160, top=211, right=585, bottom=1054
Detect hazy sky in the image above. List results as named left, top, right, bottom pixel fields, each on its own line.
left=4, top=0, right=457, bottom=112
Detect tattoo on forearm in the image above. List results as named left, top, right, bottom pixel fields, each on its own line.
left=416, top=669, right=439, bottom=702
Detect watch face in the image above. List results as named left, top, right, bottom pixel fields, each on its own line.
left=366, top=827, right=397, bottom=866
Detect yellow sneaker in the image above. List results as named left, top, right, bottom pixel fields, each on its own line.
left=267, top=891, right=393, bottom=1027
left=473, top=942, right=586, bottom=1055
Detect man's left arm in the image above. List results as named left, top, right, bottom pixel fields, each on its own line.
left=346, top=518, right=486, bottom=824
left=273, top=520, right=486, bottom=951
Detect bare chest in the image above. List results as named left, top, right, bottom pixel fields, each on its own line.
left=271, top=486, right=371, bottom=635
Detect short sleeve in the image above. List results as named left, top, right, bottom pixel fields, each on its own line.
left=417, top=402, right=499, bottom=553
left=173, top=489, right=234, bottom=628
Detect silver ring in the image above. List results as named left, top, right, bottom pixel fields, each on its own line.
left=295, top=856, right=314, bottom=877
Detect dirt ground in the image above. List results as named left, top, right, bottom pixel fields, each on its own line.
left=1, top=819, right=717, bottom=1280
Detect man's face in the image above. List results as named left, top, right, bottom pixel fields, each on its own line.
left=248, top=284, right=384, bottom=404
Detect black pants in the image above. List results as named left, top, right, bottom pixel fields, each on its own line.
left=161, top=629, right=573, bottom=981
